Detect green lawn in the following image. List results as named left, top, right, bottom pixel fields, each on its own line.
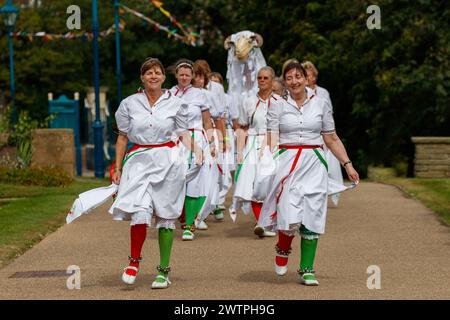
left=368, top=167, right=450, bottom=226
left=0, top=178, right=107, bottom=267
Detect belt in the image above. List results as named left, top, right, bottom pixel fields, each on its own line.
left=109, top=141, right=176, bottom=183
left=128, top=141, right=176, bottom=153
left=279, top=145, right=322, bottom=149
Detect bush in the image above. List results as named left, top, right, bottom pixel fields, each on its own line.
left=0, top=166, right=73, bottom=187
left=353, top=149, right=369, bottom=179
left=392, top=155, right=409, bottom=177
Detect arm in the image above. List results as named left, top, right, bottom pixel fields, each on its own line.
left=266, top=99, right=280, bottom=153
left=322, top=133, right=359, bottom=182
left=214, top=117, right=228, bottom=153
left=235, top=126, right=248, bottom=163
left=202, top=110, right=216, bottom=157
left=179, top=130, right=203, bottom=165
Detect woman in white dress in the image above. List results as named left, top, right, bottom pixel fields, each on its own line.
left=258, top=62, right=359, bottom=286
left=111, top=57, right=202, bottom=289
left=192, top=61, right=227, bottom=223
left=231, top=66, right=280, bottom=237
left=209, top=72, right=240, bottom=215
left=169, top=59, right=214, bottom=241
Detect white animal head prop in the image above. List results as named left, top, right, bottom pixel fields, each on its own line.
left=224, top=32, right=263, bottom=61
left=225, top=30, right=267, bottom=103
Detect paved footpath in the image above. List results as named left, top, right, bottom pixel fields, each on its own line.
left=1, top=182, right=450, bottom=300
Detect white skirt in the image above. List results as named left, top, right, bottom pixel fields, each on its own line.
left=325, top=145, right=344, bottom=206
left=231, top=133, right=265, bottom=212
left=109, top=145, right=187, bottom=227
left=258, top=147, right=328, bottom=234
left=184, top=129, right=210, bottom=198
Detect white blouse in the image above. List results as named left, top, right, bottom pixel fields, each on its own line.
left=266, top=90, right=335, bottom=146
left=206, top=81, right=226, bottom=118
left=170, top=85, right=209, bottom=130
left=225, top=93, right=239, bottom=127
left=311, top=85, right=333, bottom=110
left=240, top=94, right=282, bottom=135
left=115, top=91, right=188, bottom=145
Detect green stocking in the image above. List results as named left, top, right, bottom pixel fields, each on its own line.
left=299, top=225, right=319, bottom=272
left=185, top=196, right=206, bottom=227
left=194, top=196, right=206, bottom=216
left=184, top=196, right=198, bottom=227
left=157, top=228, right=173, bottom=281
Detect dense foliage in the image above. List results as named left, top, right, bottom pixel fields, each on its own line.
left=0, top=0, right=449, bottom=177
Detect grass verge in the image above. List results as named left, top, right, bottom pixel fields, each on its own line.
left=368, top=167, right=450, bottom=226
left=0, top=177, right=107, bottom=268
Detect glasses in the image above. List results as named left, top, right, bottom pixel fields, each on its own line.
left=257, top=76, right=270, bottom=80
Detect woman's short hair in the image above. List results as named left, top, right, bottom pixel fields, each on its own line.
left=282, top=62, right=307, bottom=80
left=209, top=72, right=224, bottom=84
left=174, top=58, right=194, bottom=73
left=193, top=60, right=211, bottom=87
left=258, top=66, right=276, bottom=79
left=302, top=60, right=318, bottom=78
left=272, top=77, right=288, bottom=95
left=141, top=57, right=165, bottom=76
left=281, top=58, right=299, bottom=77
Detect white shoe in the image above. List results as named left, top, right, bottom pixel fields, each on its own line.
left=195, top=219, right=208, bottom=230
left=213, top=209, right=224, bottom=220
left=151, top=275, right=171, bottom=289
left=275, top=264, right=288, bottom=276
left=121, top=266, right=138, bottom=285
left=299, top=273, right=319, bottom=286
left=182, top=230, right=194, bottom=241
left=262, top=230, right=276, bottom=237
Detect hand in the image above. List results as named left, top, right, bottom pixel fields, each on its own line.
left=112, top=170, right=122, bottom=185
left=195, top=148, right=204, bottom=165
left=209, top=144, right=216, bottom=158
left=344, top=164, right=359, bottom=183
left=258, top=147, right=265, bottom=159
left=237, top=152, right=244, bottom=164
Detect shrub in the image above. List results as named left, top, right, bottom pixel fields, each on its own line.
left=392, top=156, right=409, bottom=178
left=0, top=166, right=73, bottom=187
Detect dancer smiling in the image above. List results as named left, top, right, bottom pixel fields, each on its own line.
left=257, top=62, right=359, bottom=285
left=111, top=57, right=202, bottom=288
left=169, top=59, right=214, bottom=240
left=231, top=66, right=281, bottom=237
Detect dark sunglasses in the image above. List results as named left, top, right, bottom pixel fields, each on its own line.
left=257, top=76, right=270, bottom=80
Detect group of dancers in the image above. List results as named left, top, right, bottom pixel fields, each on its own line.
left=69, top=55, right=359, bottom=289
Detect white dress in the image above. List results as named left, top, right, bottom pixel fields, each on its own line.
left=230, top=93, right=282, bottom=214
left=170, top=85, right=211, bottom=198
left=196, top=83, right=225, bottom=220
left=257, top=92, right=336, bottom=235
left=109, top=91, right=188, bottom=229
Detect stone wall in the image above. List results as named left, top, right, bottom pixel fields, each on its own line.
left=411, top=137, right=450, bottom=178
left=31, top=129, right=75, bottom=177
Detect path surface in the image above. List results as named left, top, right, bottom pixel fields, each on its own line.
left=1, top=182, right=449, bottom=300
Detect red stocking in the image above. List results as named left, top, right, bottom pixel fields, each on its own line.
left=275, top=231, right=294, bottom=267
left=251, top=201, right=262, bottom=221
left=179, top=206, right=186, bottom=226
left=126, top=224, right=147, bottom=276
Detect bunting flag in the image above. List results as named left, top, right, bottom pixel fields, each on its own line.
left=11, top=23, right=124, bottom=42
left=148, top=0, right=198, bottom=46
left=119, top=4, right=198, bottom=46
left=9, top=2, right=201, bottom=47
